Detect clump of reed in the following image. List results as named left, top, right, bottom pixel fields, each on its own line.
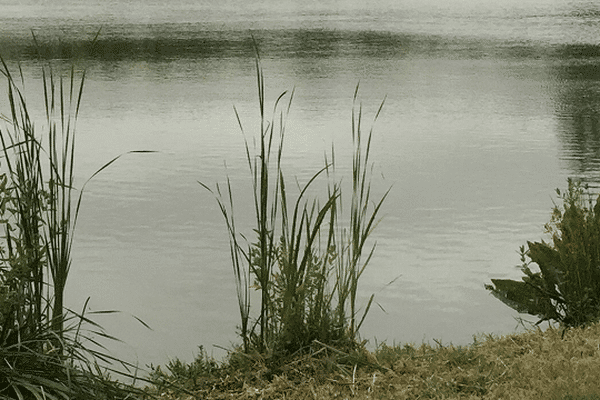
left=0, top=58, right=143, bottom=399
left=200, top=50, right=388, bottom=363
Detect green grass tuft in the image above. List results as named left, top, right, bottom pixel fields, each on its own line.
left=200, top=45, right=388, bottom=360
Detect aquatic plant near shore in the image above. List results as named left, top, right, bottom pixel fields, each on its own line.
left=0, top=57, right=150, bottom=399
left=487, top=179, right=600, bottom=329
left=200, top=49, right=388, bottom=358
left=0, top=57, right=84, bottom=354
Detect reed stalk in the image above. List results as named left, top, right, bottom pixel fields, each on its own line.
left=345, top=86, right=388, bottom=340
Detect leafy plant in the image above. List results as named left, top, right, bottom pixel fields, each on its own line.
left=487, top=179, right=600, bottom=328
left=200, top=48, right=387, bottom=358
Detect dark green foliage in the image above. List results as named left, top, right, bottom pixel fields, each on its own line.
left=487, top=179, right=600, bottom=328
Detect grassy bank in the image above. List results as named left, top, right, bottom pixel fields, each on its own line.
left=146, top=322, right=600, bottom=400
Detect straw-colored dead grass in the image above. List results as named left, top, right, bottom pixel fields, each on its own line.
left=147, top=322, right=600, bottom=400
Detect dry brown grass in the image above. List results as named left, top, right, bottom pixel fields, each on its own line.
left=146, top=322, right=600, bottom=400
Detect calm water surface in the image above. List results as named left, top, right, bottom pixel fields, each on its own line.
left=1, top=0, right=600, bottom=368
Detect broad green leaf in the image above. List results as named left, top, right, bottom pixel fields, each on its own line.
left=488, top=279, right=558, bottom=322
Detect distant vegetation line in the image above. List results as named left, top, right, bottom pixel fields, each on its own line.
left=1, top=28, right=598, bottom=62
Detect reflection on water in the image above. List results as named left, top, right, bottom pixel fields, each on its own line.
left=553, top=57, right=600, bottom=191
left=1, top=0, right=600, bottom=368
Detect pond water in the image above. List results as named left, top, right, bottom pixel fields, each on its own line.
left=1, top=0, right=600, bottom=369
